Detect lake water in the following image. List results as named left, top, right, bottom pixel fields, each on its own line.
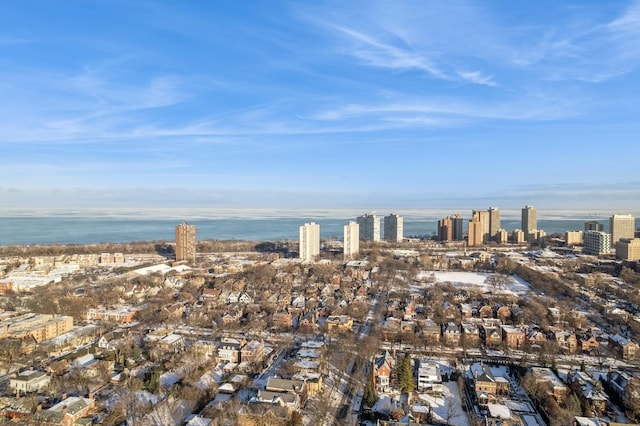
left=1, top=208, right=634, bottom=245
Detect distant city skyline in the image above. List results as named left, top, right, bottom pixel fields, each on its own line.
left=2, top=1, right=640, bottom=209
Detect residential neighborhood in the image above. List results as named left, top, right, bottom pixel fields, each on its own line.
left=1, top=235, right=640, bottom=426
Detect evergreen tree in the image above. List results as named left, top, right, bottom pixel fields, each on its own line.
left=145, top=367, right=162, bottom=394
left=398, top=353, right=415, bottom=394
left=363, top=370, right=378, bottom=408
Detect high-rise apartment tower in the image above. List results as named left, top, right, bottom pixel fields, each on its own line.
left=584, top=221, right=603, bottom=232
left=175, top=222, right=197, bottom=263
left=584, top=231, right=611, bottom=255
left=472, top=210, right=490, bottom=243
left=468, top=213, right=484, bottom=247
left=451, top=214, right=464, bottom=241
left=488, top=207, right=500, bottom=241
left=610, top=214, right=635, bottom=249
left=522, top=206, right=537, bottom=234
left=343, top=221, right=360, bottom=260
left=438, top=217, right=453, bottom=241
left=299, top=222, right=320, bottom=261
left=384, top=214, right=404, bottom=243
left=356, top=213, right=381, bottom=242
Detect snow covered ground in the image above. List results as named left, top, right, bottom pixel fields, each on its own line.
left=414, top=271, right=531, bottom=295
left=372, top=393, right=401, bottom=413
left=160, top=369, right=185, bottom=387
left=417, top=382, right=470, bottom=426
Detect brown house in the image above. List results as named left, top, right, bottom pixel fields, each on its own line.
left=200, top=287, right=221, bottom=302
left=623, top=341, right=640, bottom=360
left=419, top=319, right=441, bottom=345
left=470, top=363, right=510, bottom=407
left=443, top=323, right=461, bottom=345
left=527, top=330, right=548, bottom=346
left=501, top=325, right=525, bottom=349
left=298, top=312, right=317, bottom=331
left=272, top=309, right=293, bottom=329
left=579, top=335, right=599, bottom=353
left=461, top=323, right=480, bottom=346
left=483, top=326, right=502, bottom=349
left=33, top=396, right=95, bottom=426
left=373, top=351, right=394, bottom=392
left=556, top=332, right=579, bottom=353
left=241, top=339, right=265, bottom=363
left=609, top=334, right=639, bottom=360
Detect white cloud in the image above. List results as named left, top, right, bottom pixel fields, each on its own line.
left=507, top=1, right=640, bottom=82
left=329, top=24, right=448, bottom=79
left=456, top=70, right=497, bottom=87
left=308, top=93, right=581, bottom=123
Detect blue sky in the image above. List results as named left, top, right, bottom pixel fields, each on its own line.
left=1, top=0, right=640, bottom=210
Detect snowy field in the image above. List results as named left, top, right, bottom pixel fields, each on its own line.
left=414, top=271, right=531, bottom=295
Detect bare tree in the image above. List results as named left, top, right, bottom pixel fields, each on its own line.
left=444, top=397, right=462, bottom=425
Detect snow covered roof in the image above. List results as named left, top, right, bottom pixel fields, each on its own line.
left=574, top=417, right=606, bottom=426
left=186, top=416, right=212, bottom=426
left=297, top=349, right=320, bottom=359
left=218, top=383, right=236, bottom=394
left=300, top=340, right=324, bottom=349
left=487, top=403, right=513, bottom=419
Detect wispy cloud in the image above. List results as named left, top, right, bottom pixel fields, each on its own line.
left=299, top=3, right=498, bottom=87
left=327, top=23, right=449, bottom=80
left=301, top=1, right=640, bottom=86
left=0, top=64, right=190, bottom=143
left=456, top=70, right=497, bottom=87
left=507, top=1, right=640, bottom=82
left=308, top=93, right=581, bottom=123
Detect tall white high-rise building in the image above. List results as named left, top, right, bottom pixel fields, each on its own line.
left=384, top=213, right=403, bottom=242
left=356, top=213, right=381, bottom=242
left=299, top=222, right=320, bottom=261
left=522, top=206, right=537, bottom=234
left=610, top=214, right=635, bottom=249
left=343, top=221, right=359, bottom=260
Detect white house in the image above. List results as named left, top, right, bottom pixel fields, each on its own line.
left=10, top=370, right=50, bottom=394
left=416, top=360, right=443, bottom=393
